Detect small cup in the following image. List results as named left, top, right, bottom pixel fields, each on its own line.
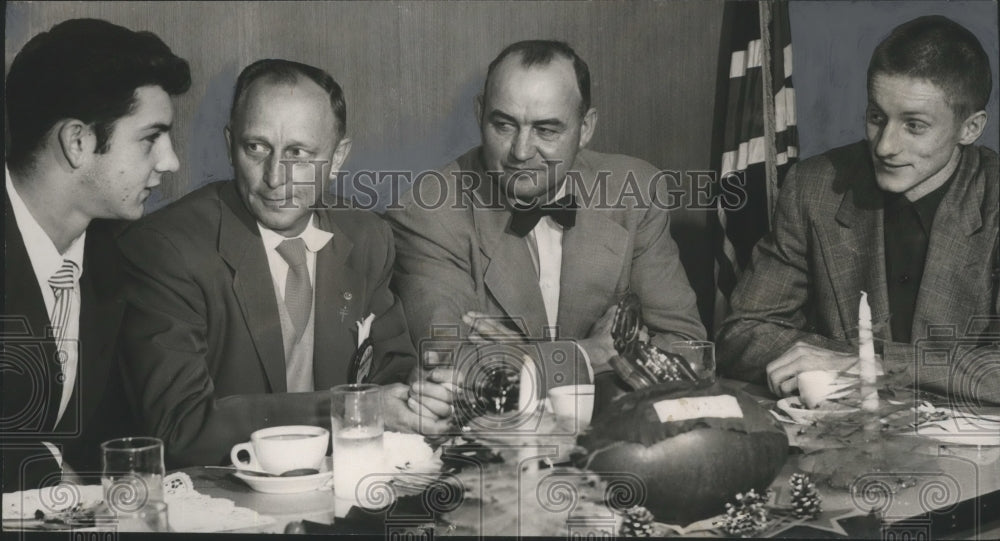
left=230, top=425, right=329, bottom=475
left=668, top=341, right=716, bottom=383
left=547, top=384, right=596, bottom=430
left=797, top=370, right=852, bottom=409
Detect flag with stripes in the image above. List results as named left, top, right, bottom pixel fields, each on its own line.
left=711, top=0, right=799, bottom=333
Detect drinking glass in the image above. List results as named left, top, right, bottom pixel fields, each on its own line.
left=101, top=437, right=165, bottom=516
left=330, top=384, right=385, bottom=507
left=115, top=501, right=171, bottom=532
left=668, top=341, right=716, bottom=383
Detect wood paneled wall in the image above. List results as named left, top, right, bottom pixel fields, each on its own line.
left=6, top=0, right=724, bottom=327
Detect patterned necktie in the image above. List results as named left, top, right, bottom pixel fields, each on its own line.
left=276, top=238, right=313, bottom=341
left=48, top=259, right=79, bottom=349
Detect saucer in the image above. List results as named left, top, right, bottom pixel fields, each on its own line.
left=233, top=457, right=333, bottom=494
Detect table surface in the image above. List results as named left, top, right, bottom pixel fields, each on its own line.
left=181, top=381, right=1000, bottom=538
left=7, top=380, right=995, bottom=537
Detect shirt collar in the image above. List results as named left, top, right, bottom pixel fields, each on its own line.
left=257, top=214, right=333, bottom=254
left=883, top=167, right=955, bottom=233
left=5, top=168, right=86, bottom=281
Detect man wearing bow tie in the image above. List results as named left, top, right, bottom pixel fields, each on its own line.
left=388, top=41, right=705, bottom=413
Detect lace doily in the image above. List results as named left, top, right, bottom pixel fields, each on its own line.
left=3, top=472, right=274, bottom=533
left=164, top=472, right=274, bottom=532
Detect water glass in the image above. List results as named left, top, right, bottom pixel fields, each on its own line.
left=101, top=437, right=165, bottom=514
left=115, top=500, right=171, bottom=532
left=330, top=384, right=385, bottom=508
left=668, top=341, right=716, bottom=383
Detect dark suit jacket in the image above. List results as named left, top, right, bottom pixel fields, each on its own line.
left=718, top=141, right=1000, bottom=404
left=386, top=147, right=706, bottom=354
left=118, top=181, right=416, bottom=467
left=2, top=196, right=132, bottom=492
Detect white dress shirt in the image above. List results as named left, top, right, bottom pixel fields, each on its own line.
left=257, top=215, right=333, bottom=314
left=523, top=181, right=569, bottom=330
left=6, top=171, right=86, bottom=466
left=520, top=181, right=595, bottom=377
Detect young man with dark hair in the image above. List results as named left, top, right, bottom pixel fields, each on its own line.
left=118, top=59, right=450, bottom=468
left=3, top=18, right=191, bottom=491
left=717, top=16, right=998, bottom=404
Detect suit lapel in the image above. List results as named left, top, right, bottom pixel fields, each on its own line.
left=218, top=184, right=287, bottom=393
left=474, top=194, right=548, bottom=338
left=912, top=148, right=988, bottom=338
left=312, top=214, right=365, bottom=388
left=558, top=184, right=627, bottom=338
left=3, top=198, right=62, bottom=430
left=73, top=221, right=126, bottom=429
left=827, top=155, right=890, bottom=341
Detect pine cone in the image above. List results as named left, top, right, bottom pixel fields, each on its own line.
left=790, top=473, right=822, bottom=520
left=719, top=488, right=772, bottom=537
left=620, top=505, right=656, bottom=537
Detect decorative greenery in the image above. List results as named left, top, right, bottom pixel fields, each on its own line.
left=718, top=488, right=773, bottom=537
left=619, top=505, right=656, bottom=537
left=789, top=473, right=822, bottom=520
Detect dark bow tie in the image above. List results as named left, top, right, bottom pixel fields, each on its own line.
left=508, top=194, right=578, bottom=237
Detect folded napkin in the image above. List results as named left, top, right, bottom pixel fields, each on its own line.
left=3, top=472, right=274, bottom=533
left=383, top=431, right=437, bottom=471
left=912, top=405, right=1000, bottom=446
left=3, top=484, right=103, bottom=520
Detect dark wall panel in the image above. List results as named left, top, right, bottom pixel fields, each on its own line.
left=5, top=0, right=724, bottom=327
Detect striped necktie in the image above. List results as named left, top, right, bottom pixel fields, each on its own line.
left=48, top=259, right=80, bottom=349
left=276, top=238, right=313, bottom=342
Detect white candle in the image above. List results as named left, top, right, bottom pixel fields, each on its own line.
left=859, top=291, right=879, bottom=413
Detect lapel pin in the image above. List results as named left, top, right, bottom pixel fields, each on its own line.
left=339, top=291, right=353, bottom=323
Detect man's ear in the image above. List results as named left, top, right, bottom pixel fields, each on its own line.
left=578, top=108, right=598, bottom=149
left=958, top=110, right=987, bottom=145
left=474, top=94, right=484, bottom=130
left=329, top=137, right=353, bottom=174
left=56, top=119, right=95, bottom=169
left=223, top=126, right=234, bottom=166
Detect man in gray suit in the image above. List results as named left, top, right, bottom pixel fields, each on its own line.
left=388, top=40, right=705, bottom=410
left=717, top=16, right=999, bottom=404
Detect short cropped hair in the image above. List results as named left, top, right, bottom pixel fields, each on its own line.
left=485, top=40, right=592, bottom=116
left=5, top=18, right=191, bottom=172
left=868, top=15, right=992, bottom=119
left=229, top=59, right=347, bottom=139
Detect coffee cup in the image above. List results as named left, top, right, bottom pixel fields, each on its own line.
left=230, top=425, right=328, bottom=475
left=797, top=370, right=852, bottom=409
left=547, top=384, right=595, bottom=429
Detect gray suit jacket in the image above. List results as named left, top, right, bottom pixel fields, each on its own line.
left=718, top=141, right=1000, bottom=404
left=386, top=147, right=706, bottom=355
left=119, top=181, right=416, bottom=467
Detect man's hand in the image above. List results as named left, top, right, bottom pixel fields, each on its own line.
left=407, top=357, right=457, bottom=420
left=382, top=382, right=451, bottom=435
left=576, top=305, right=618, bottom=373
left=765, top=341, right=883, bottom=397
left=463, top=311, right=523, bottom=343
